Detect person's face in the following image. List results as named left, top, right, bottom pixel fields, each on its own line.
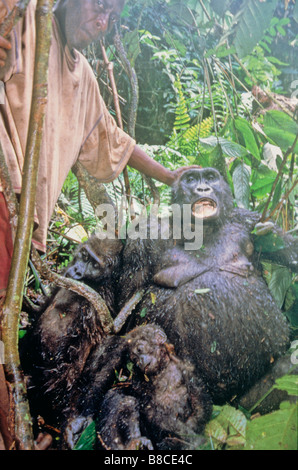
left=63, top=0, right=124, bottom=50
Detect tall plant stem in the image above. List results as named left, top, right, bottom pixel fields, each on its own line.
left=100, top=38, right=135, bottom=219
left=1, top=0, right=54, bottom=449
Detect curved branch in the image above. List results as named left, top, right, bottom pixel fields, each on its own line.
left=30, top=247, right=114, bottom=335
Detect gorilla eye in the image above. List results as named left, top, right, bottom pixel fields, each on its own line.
left=92, top=260, right=100, bottom=269
left=206, top=172, right=218, bottom=181
left=185, top=174, right=197, bottom=184
left=81, top=249, right=89, bottom=261
left=135, top=342, right=146, bottom=354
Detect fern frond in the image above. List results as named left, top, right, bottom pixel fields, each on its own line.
left=173, top=76, right=190, bottom=130
left=184, top=116, right=213, bottom=141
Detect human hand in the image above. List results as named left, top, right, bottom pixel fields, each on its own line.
left=170, top=165, right=202, bottom=185
left=0, top=36, right=11, bottom=68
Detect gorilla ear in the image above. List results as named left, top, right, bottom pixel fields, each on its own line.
left=152, top=326, right=167, bottom=345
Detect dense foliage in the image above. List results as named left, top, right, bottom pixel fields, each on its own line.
left=32, top=0, right=297, bottom=450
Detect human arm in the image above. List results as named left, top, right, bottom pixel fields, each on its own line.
left=127, top=144, right=176, bottom=186
left=128, top=144, right=201, bottom=187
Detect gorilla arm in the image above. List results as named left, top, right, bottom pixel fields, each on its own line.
left=254, top=221, right=298, bottom=272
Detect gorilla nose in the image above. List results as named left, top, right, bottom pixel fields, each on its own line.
left=196, top=184, right=212, bottom=193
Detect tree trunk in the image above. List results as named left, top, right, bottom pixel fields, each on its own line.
left=1, top=0, right=54, bottom=449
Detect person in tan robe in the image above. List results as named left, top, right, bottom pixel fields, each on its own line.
left=0, top=0, right=177, bottom=261
left=0, top=0, right=181, bottom=448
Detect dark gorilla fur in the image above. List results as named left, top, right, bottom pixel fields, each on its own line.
left=28, top=235, right=123, bottom=415
left=119, top=168, right=294, bottom=404
left=26, top=168, right=296, bottom=448
left=96, top=324, right=212, bottom=450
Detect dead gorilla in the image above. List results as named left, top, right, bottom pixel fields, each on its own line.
left=96, top=324, right=212, bottom=450
left=119, top=167, right=295, bottom=404
left=28, top=235, right=123, bottom=414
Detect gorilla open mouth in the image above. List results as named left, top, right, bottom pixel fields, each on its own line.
left=192, top=198, right=218, bottom=219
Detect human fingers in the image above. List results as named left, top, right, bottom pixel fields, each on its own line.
left=0, top=36, right=11, bottom=67
left=0, top=36, right=11, bottom=50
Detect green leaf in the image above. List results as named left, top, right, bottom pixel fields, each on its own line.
left=205, top=405, right=247, bottom=449
left=199, top=136, right=247, bottom=158
left=274, top=375, right=298, bottom=397
left=232, top=162, right=251, bottom=209
left=140, top=307, right=147, bottom=318
left=264, top=110, right=298, bottom=135
left=214, top=44, right=237, bottom=58
left=268, top=266, right=292, bottom=309
left=73, top=421, right=96, bottom=450
left=244, top=402, right=298, bottom=450
left=217, top=405, right=247, bottom=438
left=263, top=111, right=298, bottom=153
left=19, top=330, right=27, bottom=339
left=284, top=282, right=298, bottom=328
left=205, top=419, right=228, bottom=448
left=164, top=32, right=186, bottom=56
left=294, top=0, right=298, bottom=23
left=255, top=232, right=285, bottom=253
left=210, top=0, right=229, bottom=17
left=233, top=0, right=279, bottom=59
left=234, top=117, right=260, bottom=160
left=264, top=128, right=298, bottom=154
left=123, top=29, right=141, bottom=67
left=173, top=78, right=191, bottom=130
left=207, top=144, right=228, bottom=181
left=251, top=176, right=275, bottom=198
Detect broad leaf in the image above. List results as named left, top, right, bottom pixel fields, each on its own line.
left=123, top=29, right=141, bottom=67
left=264, top=128, right=298, bottom=154
left=233, top=0, right=279, bottom=58
left=263, top=111, right=298, bottom=153
left=274, top=375, right=298, bottom=397
left=264, top=110, right=298, bottom=135
left=232, top=162, right=251, bottom=209
left=210, top=0, right=229, bottom=17
left=208, top=144, right=228, bottom=180
left=254, top=232, right=285, bottom=253
left=234, top=117, right=260, bottom=160
left=259, top=261, right=292, bottom=308
left=205, top=405, right=247, bottom=450
left=200, top=136, right=247, bottom=158
left=251, top=176, right=275, bottom=198
left=268, top=266, right=292, bottom=308
left=244, top=402, right=297, bottom=450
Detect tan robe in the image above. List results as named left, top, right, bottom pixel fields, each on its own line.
left=0, top=0, right=135, bottom=251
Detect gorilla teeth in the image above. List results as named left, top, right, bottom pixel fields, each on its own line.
left=192, top=199, right=217, bottom=218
